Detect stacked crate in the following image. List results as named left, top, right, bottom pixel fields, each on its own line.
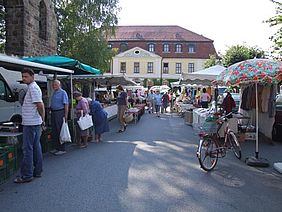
left=0, top=144, right=17, bottom=184
left=0, top=150, right=6, bottom=184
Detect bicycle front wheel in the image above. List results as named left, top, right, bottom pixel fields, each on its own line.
left=197, top=137, right=218, bottom=171
left=228, top=131, right=242, bottom=159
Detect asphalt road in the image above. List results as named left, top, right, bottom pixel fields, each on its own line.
left=0, top=112, right=282, bottom=212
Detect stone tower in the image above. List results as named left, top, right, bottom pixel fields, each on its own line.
left=4, top=0, right=57, bottom=56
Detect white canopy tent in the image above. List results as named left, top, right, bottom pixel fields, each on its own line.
left=181, top=65, right=226, bottom=85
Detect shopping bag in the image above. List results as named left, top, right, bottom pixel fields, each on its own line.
left=59, top=119, right=72, bottom=144
left=123, top=113, right=134, bottom=123
left=77, top=114, right=93, bottom=130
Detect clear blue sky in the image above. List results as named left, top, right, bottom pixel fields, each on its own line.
left=118, top=0, right=278, bottom=54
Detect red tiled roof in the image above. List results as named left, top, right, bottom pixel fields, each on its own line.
left=109, top=25, right=213, bottom=42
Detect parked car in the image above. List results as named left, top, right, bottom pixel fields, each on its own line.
left=272, top=94, right=282, bottom=141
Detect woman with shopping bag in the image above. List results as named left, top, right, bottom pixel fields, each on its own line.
left=90, top=95, right=109, bottom=143
left=74, top=91, right=91, bottom=148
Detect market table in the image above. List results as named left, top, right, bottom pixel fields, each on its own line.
left=125, top=108, right=142, bottom=124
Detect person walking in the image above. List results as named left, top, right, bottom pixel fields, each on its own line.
left=14, top=68, right=45, bottom=183
left=162, top=92, right=170, bottom=113
left=49, top=80, right=69, bottom=156
left=74, top=91, right=90, bottom=148
left=90, top=96, right=109, bottom=142
left=200, top=88, right=211, bottom=108
left=154, top=90, right=162, bottom=117
left=116, top=85, right=128, bottom=133
left=147, top=89, right=154, bottom=114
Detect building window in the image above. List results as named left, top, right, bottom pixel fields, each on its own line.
left=39, top=1, right=47, bottom=40
left=163, top=44, right=169, bottom=52
left=175, top=44, right=182, bottom=53
left=188, top=63, right=195, bottom=73
left=134, top=62, right=140, bottom=73
left=163, top=63, right=169, bottom=74
left=148, top=43, right=155, bottom=52
left=147, top=62, right=153, bottom=73
left=120, top=62, right=126, bottom=73
left=120, top=43, right=128, bottom=52
left=176, top=63, right=182, bottom=74
left=188, top=44, right=196, bottom=53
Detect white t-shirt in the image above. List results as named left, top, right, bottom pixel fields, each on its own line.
left=22, top=81, right=43, bottom=126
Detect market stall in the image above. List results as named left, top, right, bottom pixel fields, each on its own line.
left=0, top=54, right=74, bottom=184
left=216, top=58, right=282, bottom=166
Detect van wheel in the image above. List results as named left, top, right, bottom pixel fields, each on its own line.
left=10, top=115, right=22, bottom=124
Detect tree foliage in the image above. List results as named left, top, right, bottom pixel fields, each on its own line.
left=222, top=45, right=265, bottom=67
left=265, top=0, right=282, bottom=58
left=204, top=54, right=219, bottom=68
left=53, top=0, right=120, bottom=72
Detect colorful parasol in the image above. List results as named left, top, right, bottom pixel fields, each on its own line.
left=216, top=58, right=282, bottom=86
left=215, top=58, right=282, bottom=167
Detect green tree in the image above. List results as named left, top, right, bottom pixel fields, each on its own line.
left=204, top=54, right=219, bottom=68
left=265, top=0, right=282, bottom=58
left=53, top=0, right=120, bottom=72
left=222, top=45, right=265, bottom=67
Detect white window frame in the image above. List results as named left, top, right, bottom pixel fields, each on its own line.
left=175, top=44, right=182, bottom=53
left=188, top=63, right=195, bottom=73
left=176, top=63, right=182, bottom=74
left=134, top=62, right=140, bottom=73
left=148, top=43, right=155, bottom=52
left=163, top=62, right=169, bottom=74
left=147, top=62, right=153, bottom=73
left=120, top=62, right=126, bottom=73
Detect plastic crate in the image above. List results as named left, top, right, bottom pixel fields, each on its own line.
left=40, top=128, right=53, bottom=153
left=0, top=166, right=6, bottom=184
left=0, top=144, right=16, bottom=161
left=6, top=158, right=16, bottom=178
left=0, top=151, right=6, bottom=170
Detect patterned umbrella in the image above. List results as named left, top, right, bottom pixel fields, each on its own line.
left=216, top=58, right=282, bottom=86
left=215, top=58, right=282, bottom=166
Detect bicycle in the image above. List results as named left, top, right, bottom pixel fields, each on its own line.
left=196, top=112, right=242, bottom=171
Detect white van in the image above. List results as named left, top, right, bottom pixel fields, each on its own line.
left=0, top=68, right=24, bottom=123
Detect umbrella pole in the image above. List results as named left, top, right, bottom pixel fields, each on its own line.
left=246, top=82, right=269, bottom=167
left=255, top=82, right=259, bottom=158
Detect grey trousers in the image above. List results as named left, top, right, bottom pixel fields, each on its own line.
left=51, top=110, right=66, bottom=151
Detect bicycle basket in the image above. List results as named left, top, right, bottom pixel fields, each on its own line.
left=200, top=116, right=218, bottom=134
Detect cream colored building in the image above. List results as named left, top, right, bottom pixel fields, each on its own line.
left=108, top=25, right=218, bottom=84
left=112, top=47, right=206, bottom=82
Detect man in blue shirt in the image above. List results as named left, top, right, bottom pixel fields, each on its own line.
left=50, top=80, right=69, bottom=155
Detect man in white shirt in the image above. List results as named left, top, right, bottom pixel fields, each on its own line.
left=14, top=68, right=45, bottom=183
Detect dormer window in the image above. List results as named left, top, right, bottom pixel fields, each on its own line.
left=120, top=43, right=128, bottom=52
left=188, top=44, right=196, bottom=53
left=163, top=44, right=169, bottom=52
left=148, top=43, right=155, bottom=52
left=175, top=44, right=182, bottom=53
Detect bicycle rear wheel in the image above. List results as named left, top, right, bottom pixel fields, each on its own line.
left=197, top=137, right=218, bottom=171
left=228, top=131, right=242, bottom=159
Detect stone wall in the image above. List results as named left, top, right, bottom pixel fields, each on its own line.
left=4, top=0, right=57, bottom=56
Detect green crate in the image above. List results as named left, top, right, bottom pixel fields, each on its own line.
left=0, top=166, right=6, bottom=184
left=0, top=151, right=6, bottom=170
left=0, top=144, right=17, bottom=161
left=40, top=128, right=53, bottom=153
left=6, top=158, right=16, bottom=178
